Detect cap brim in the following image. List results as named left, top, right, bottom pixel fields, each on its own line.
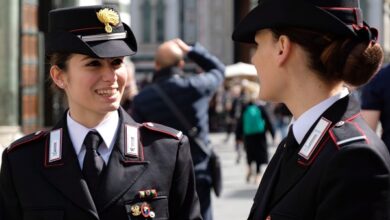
left=232, top=0, right=355, bottom=44
left=88, top=40, right=135, bottom=58
left=87, top=23, right=137, bottom=58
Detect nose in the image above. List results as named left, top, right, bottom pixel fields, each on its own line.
left=250, top=55, right=255, bottom=65
left=102, top=61, right=117, bottom=82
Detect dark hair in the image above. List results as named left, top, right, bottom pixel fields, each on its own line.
left=47, top=53, right=73, bottom=70
left=47, top=52, right=73, bottom=92
left=271, top=28, right=383, bottom=87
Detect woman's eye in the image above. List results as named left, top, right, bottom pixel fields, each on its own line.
left=86, top=60, right=101, bottom=67
left=111, top=58, right=123, bottom=66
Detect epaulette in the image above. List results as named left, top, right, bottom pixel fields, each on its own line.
left=329, top=120, right=367, bottom=149
left=142, top=122, right=183, bottom=140
left=7, top=130, right=47, bottom=153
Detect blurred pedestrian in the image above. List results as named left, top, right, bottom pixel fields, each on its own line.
left=361, top=64, right=390, bottom=151
left=0, top=6, right=201, bottom=220
left=121, top=59, right=138, bottom=113
left=236, top=83, right=274, bottom=184
left=224, top=84, right=243, bottom=142
left=232, top=0, right=390, bottom=219
left=131, top=38, right=225, bottom=220
left=273, top=103, right=292, bottom=139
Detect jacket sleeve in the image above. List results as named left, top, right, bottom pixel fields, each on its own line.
left=187, top=43, right=226, bottom=94
left=169, top=135, right=202, bottom=220
left=315, top=145, right=390, bottom=220
left=0, top=150, right=22, bottom=220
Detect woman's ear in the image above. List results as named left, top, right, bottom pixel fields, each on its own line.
left=276, top=35, right=292, bottom=66
left=50, top=65, right=65, bottom=89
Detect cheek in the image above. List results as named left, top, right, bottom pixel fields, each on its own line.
left=116, top=70, right=127, bottom=88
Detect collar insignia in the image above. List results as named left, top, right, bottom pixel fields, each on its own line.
left=298, top=117, right=331, bottom=160
left=49, top=129, right=62, bottom=162
left=96, top=8, right=120, bottom=33
left=125, top=124, right=139, bottom=158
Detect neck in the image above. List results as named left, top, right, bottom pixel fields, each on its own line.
left=153, top=66, right=182, bottom=82
left=68, top=108, right=116, bottom=128
left=283, top=70, right=344, bottom=119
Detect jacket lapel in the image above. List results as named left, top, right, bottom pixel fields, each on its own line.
left=96, top=108, right=149, bottom=212
left=267, top=130, right=311, bottom=209
left=250, top=140, right=285, bottom=220
left=267, top=95, right=356, bottom=209
left=41, top=115, right=99, bottom=219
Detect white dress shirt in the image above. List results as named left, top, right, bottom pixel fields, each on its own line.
left=67, top=111, right=119, bottom=168
left=292, top=88, right=349, bottom=144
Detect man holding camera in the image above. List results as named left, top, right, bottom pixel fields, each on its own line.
left=131, top=38, right=225, bottom=220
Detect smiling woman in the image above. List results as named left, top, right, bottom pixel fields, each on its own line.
left=50, top=54, right=127, bottom=127
left=0, top=5, right=202, bottom=220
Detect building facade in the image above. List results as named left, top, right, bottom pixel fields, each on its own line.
left=130, top=0, right=234, bottom=80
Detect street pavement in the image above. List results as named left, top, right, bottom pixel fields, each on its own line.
left=210, top=132, right=278, bottom=220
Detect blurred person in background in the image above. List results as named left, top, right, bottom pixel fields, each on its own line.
left=120, top=59, right=138, bottom=113
left=232, top=0, right=390, bottom=219
left=131, top=38, right=225, bottom=220
left=273, top=102, right=292, bottom=139
left=361, top=64, right=390, bottom=152
left=235, top=82, right=274, bottom=184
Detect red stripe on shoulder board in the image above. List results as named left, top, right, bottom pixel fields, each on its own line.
left=7, top=131, right=46, bottom=152
left=142, top=122, right=181, bottom=140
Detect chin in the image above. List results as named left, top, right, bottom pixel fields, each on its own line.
left=103, top=104, right=120, bottom=113
left=260, top=93, right=277, bottom=103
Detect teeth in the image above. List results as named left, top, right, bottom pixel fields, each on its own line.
left=96, top=89, right=117, bottom=96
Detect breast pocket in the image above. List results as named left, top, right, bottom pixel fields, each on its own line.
left=23, top=208, right=64, bottom=220
left=125, top=196, right=168, bottom=220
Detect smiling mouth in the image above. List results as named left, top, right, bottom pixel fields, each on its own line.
left=96, top=88, right=118, bottom=97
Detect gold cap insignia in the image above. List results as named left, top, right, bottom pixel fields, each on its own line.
left=96, top=8, right=120, bottom=33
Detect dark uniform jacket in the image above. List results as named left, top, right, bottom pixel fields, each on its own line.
left=131, top=43, right=225, bottom=179
left=248, top=95, right=390, bottom=220
left=0, top=108, right=202, bottom=220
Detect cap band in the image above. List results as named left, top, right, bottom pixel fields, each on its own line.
left=320, top=7, right=363, bottom=27
left=78, top=32, right=127, bottom=42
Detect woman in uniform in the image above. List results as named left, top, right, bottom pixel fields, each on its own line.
left=232, top=0, right=390, bottom=219
left=0, top=5, right=201, bottom=220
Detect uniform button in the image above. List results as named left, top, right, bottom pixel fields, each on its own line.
left=335, top=121, right=345, bottom=127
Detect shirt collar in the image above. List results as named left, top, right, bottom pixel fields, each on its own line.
left=67, top=111, right=119, bottom=156
left=292, top=87, right=349, bottom=144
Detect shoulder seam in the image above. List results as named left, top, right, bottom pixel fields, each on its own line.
left=7, top=131, right=47, bottom=153
left=142, top=122, right=182, bottom=140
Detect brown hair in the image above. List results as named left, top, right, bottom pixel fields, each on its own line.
left=47, top=53, right=73, bottom=70
left=47, top=53, right=73, bottom=92
left=271, top=28, right=383, bottom=87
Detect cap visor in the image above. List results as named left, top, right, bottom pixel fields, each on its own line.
left=88, top=40, right=136, bottom=58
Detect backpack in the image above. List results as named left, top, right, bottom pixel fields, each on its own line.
left=243, top=104, right=265, bottom=135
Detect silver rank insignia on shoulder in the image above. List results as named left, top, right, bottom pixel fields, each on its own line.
left=49, top=129, right=62, bottom=162
left=299, top=117, right=331, bottom=160
left=125, top=124, right=139, bottom=157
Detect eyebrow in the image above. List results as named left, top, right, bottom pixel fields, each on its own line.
left=80, top=56, right=100, bottom=62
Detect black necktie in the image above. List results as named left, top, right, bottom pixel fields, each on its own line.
left=82, top=131, right=105, bottom=198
